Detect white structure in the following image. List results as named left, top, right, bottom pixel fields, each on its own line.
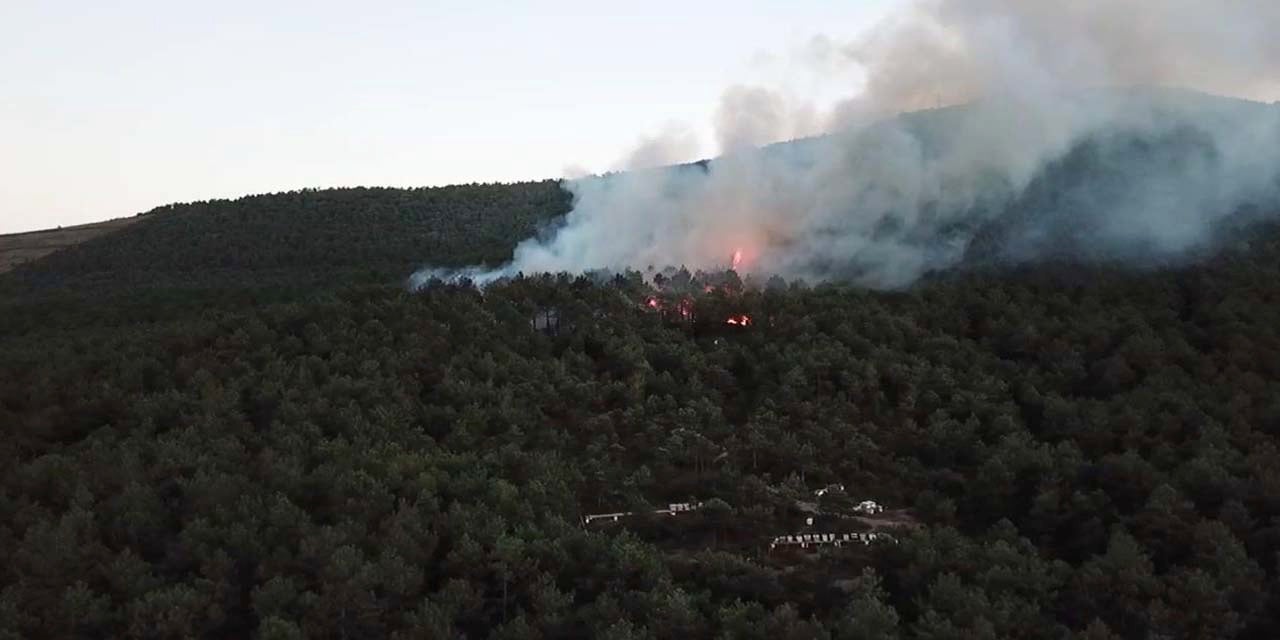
left=769, top=531, right=893, bottom=551
left=582, top=501, right=705, bottom=526
left=667, top=502, right=702, bottom=513
left=582, top=511, right=630, bottom=525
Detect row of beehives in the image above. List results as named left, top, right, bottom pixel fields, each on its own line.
left=582, top=500, right=901, bottom=554
left=581, top=502, right=704, bottom=526
left=768, top=531, right=894, bottom=551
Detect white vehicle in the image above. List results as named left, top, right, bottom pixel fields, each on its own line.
left=854, top=500, right=884, bottom=515
left=814, top=484, right=845, bottom=497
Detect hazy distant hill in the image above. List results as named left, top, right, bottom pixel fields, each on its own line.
left=761, top=87, right=1280, bottom=281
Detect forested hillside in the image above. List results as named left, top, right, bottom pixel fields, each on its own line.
left=0, top=182, right=571, bottom=337
left=8, top=182, right=570, bottom=292
left=5, top=171, right=1280, bottom=638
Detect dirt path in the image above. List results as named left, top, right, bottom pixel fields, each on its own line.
left=847, top=509, right=923, bottom=530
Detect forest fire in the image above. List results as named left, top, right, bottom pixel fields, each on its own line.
left=642, top=256, right=754, bottom=327
left=677, top=298, right=694, bottom=319
left=644, top=295, right=695, bottom=320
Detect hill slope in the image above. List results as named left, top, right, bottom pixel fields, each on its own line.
left=0, top=216, right=143, bottom=274
left=0, top=181, right=571, bottom=337
left=7, top=88, right=1276, bottom=297
left=2, top=181, right=570, bottom=294
left=4, top=92, right=1280, bottom=638
left=4, top=224, right=1280, bottom=637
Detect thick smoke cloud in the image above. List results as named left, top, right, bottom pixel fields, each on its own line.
left=412, top=0, right=1280, bottom=289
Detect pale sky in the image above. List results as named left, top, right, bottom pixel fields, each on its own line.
left=0, top=0, right=897, bottom=233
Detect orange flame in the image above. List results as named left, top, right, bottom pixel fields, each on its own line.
left=726, top=315, right=752, bottom=326
left=731, top=248, right=744, bottom=271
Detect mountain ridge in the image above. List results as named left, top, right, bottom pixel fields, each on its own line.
left=5, top=87, right=1277, bottom=295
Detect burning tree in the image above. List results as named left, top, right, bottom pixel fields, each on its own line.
left=639, top=250, right=760, bottom=329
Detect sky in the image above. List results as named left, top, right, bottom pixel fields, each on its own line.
left=0, top=0, right=898, bottom=233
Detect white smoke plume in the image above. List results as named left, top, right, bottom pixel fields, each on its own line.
left=616, top=123, right=702, bottom=171
left=715, top=86, right=823, bottom=152
left=412, top=0, right=1280, bottom=290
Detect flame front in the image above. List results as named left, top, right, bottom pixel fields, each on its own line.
left=726, top=314, right=752, bottom=326
left=731, top=248, right=744, bottom=271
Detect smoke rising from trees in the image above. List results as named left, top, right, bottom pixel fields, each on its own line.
left=412, top=0, right=1280, bottom=289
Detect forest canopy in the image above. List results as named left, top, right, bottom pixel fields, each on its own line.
left=3, top=179, right=1280, bottom=638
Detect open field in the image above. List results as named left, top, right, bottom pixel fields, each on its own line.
left=0, top=216, right=142, bottom=274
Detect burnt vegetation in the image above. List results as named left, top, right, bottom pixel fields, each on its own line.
left=3, top=171, right=1280, bottom=638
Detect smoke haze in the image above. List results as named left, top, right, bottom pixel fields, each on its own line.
left=616, top=123, right=703, bottom=171
left=412, top=0, right=1280, bottom=289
